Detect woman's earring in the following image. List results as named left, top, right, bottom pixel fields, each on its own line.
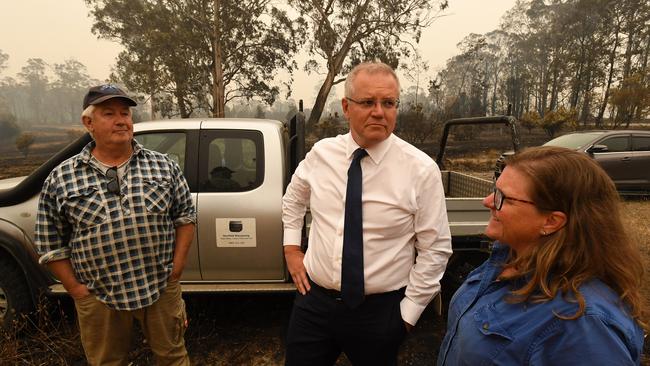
left=541, top=230, right=547, bottom=236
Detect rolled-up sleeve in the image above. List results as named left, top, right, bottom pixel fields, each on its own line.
left=282, top=155, right=313, bottom=246
left=401, top=164, right=452, bottom=325
left=169, top=159, right=196, bottom=226
left=35, top=172, right=72, bottom=264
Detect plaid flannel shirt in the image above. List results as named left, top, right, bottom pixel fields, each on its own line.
left=35, top=139, right=196, bottom=310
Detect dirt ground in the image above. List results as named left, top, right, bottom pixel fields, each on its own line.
left=177, top=293, right=445, bottom=365
left=3, top=271, right=647, bottom=365
left=0, top=291, right=447, bottom=365
left=0, top=124, right=85, bottom=179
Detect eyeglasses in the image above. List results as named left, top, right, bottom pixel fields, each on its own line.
left=106, top=167, right=120, bottom=195
left=493, top=186, right=535, bottom=211
left=346, top=97, right=400, bottom=110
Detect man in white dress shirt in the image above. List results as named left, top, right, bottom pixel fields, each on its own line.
left=282, top=61, right=452, bottom=366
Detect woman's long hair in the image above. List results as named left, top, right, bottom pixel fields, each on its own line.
left=504, top=146, right=647, bottom=331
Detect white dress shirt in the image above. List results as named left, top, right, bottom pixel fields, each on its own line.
left=282, top=133, right=452, bottom=325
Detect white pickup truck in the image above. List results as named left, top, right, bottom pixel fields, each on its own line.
left=0, top=114, right=519, bottom=327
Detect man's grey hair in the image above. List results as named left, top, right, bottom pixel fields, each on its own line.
left=344, top=62, right=400, bottom=98
left=81, top=105, right=96, bottom=138
left=81, top=105, right=95, bottom=119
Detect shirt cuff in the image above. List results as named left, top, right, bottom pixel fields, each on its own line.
left=283, top=228, right=302, bottom=246
left=174, top=216, right=196, bottom=226
left=38, top=247, right=72, bottom=264
left=400, top=296, right=427, bottom=326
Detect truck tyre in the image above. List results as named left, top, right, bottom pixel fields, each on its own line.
left=0, top=256, right=34, bottom=329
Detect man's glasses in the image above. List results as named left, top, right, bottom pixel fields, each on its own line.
left=106, top=167, right=120, bottom=195
left=346, top=97, right=400, bottom=110
left=493, top=186, right=535, bottom=211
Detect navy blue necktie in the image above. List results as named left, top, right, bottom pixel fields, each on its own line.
left=341, top=148, right=368, bottom=308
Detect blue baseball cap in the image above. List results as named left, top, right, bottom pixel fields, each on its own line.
left=83, top=84, right=137, bottom=109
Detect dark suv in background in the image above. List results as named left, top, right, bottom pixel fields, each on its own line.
left=543, top=130, right=650, bottom=192
left=497, top=130, right=650, bottom=193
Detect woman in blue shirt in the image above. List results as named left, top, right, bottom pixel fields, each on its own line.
left=438, top=146, right=647, bottom=365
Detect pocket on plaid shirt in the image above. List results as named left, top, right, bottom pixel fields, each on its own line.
left=66, top=186, right=107, bottom=228
left=143, top=179, right=172, bottom=213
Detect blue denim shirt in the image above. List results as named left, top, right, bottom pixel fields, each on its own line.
left=438, top=243, right=645, bottom=366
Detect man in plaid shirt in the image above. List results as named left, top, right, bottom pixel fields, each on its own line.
left=35, top=84, right=196, bottom=366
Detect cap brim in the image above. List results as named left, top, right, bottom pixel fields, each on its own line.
left=89, top=95, right=138, bottom=107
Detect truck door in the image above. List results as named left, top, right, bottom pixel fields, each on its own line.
left=196, top=129, right=284, bottom=281
left=135, top=130, right=201, bottom=280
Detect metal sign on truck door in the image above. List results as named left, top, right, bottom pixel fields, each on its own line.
left=215, top=218, right=257, bottom=247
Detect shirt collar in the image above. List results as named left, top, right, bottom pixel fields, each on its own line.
left=345, top=133, right=394, bottom=165
left=75, top=139, right=144, bottom=168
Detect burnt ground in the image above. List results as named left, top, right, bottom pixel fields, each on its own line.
left=1, top=293, right=447, bottom=365
left=178, top=293, right=447, bottom=365
left=2, top=289, right=649, bottom=365
left=9, top=290, right=647, bottom=365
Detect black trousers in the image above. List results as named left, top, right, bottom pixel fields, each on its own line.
left=285, top=282, right=407, bottom=366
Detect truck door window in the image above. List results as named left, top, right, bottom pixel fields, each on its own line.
left=135, top=132, right=187, bottom=171
left=199, top=130, right=264, bottom=192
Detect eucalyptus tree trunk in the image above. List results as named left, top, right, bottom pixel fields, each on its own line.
left=597, top=24, right=620, bottom=127
left=212, top=0, right=226, bottom=118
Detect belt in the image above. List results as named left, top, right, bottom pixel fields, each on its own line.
left=308, top=279, right=405, bottom=301
left=309, top=280, right=343, bottom=300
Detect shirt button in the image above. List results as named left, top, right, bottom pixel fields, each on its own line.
left=124, top=209, right=131, bottom=215
left=482, top=322, right=489, bottom=330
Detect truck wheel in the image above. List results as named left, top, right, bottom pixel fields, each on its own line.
left=0, top=256, right=34, bottom=329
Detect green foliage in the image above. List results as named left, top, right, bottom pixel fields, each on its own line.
left=609, top=71, right=650, bottom=127
left=438, top=34, right=491, bottom=117
left=397, top=103, right=438, bottom=144
left=436, top=0, right=650, bottom=125
left=15, top=132, right=35, bottom=158
left=539, top=107, right=578, bottom=138
left=291, top=0, right=450, bottom=128
left=86, top=0, right=306, bottom=118
left=519, top=111, right=540, bottom=133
